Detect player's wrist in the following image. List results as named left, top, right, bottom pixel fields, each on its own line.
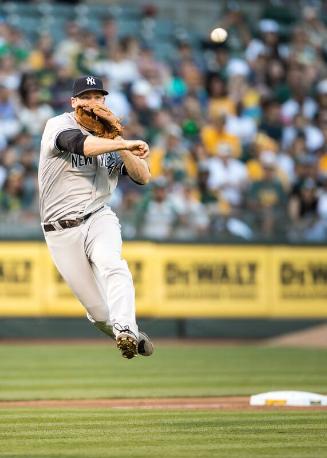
left=117, top=139, right=130, bottom=151
left=118, top=149, right=129, bottom=159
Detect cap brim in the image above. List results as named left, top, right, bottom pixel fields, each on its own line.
left=73, top=88, right=109, bottom=97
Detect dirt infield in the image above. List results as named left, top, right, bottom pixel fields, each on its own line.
left=0, top=397, right=248, bottom=410
left=266, top=323, right=327, bottom=348
left=0, top=397, right=327, bottom=410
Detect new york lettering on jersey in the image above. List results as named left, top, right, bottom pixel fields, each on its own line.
left=70, top=152, right=123, bottom=176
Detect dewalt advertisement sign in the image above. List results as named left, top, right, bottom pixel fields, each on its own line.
left=155, top=245, right=269, bottom=317
left=271, top=248, right=327, bottom=317
left=0, top=242, right=326, bottom=318
left=0, top=243, right=43, bottom=315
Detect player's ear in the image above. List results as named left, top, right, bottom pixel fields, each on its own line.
left=71, top=97, right=77, bottom=108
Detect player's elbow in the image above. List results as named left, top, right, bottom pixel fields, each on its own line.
left=133, top=168, right=151, bottom=185
left=143, top=167, right=152, bottom=184
left=83, top=137, right=93, bottom=156
left=139, top=170, right=151, bottom=185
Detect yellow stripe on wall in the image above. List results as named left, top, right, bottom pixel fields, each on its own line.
left=0, top=242, right=326, bottom=318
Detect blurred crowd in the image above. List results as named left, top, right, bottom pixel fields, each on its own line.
left=1, top=1, right=327, bottom=241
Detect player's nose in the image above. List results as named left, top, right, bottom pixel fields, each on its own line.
left=90, top=96, right=103, bottom=104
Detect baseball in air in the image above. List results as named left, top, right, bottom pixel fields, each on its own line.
left=210, top=28, right=228, bottom=43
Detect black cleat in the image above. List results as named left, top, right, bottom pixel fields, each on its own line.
left=138, top=331, right=154, bottom=356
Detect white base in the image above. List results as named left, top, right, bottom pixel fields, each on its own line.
left=250, top=391, right=327, bottom=407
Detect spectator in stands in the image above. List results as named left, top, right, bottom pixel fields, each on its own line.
left=171, top=38, right=204, bottom=74
left=287, top=25, right=320, bottom=73
left=265, top=58, right=288, bottom=102
left=0, top=167, right=25, bottom=212
left=300, top=6, right=327, bottom=53
left=197, top=161, right=218, bottom=206
left=145, top=109, right=173, bottom=145
left=18, top=88, right=54, bottom=137
left=0, top=25, right=29, bottom=62
left=116, top=189, right=140, bottom=239
left=34, top=52, right=59, bottom=99
left=54, top=21, right=81, bottom=71
left=0, top=84, right=20, bottom=140
left=289, top=177, right=318, bottom=224
left=50, top=65, right=75, bottom=114
left=246, top=19, right=283, bottom=63
left=206, top=143, right=248, bottom=210
left=101, top=74, right=131, bottom=120
left=226, top=68, right=261, bottom=121
left=282, top=113, right=324, bottom=153
left=129, top=79, right=156, bottom=129
left=0, top=53, right=21, bottom=90
left=259, top=98, right=283, bottom=142
left=225, top=101, right=257, bottom=147
left=94, top=38, right=140, bottom=91
left=180, top=61, right=207, bottom=108
left=179, top=96, right=202, bottom=142
left=149, top=124, right=191, bottom=182
left=171, top=179, right=209, bottom=239
left=246, top=151, right=287, bottom=237
left=0, top=21, right=9, bottom=50
left=289, top=175, right=327, bottom=241
left=291, top=154, right=318, bottom=191
left=206, top=73, right=236, bottom=119
left=201, top=111, right=241, bottom=157
left=76, top=30, right=101, bottom=75
left=281, top=64, right=317, bottom=124
left=137, top=177, right=178, bottom=239
left=138, top=45, right=168, bottom=86
left=97, top=16, right=119, bottom=52
left=210, top=44, right=231, bottom=79
left=28, top=34, right=53, bottom=72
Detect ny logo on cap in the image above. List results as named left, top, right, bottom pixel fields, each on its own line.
left=86, top=77, right=96, bottom=86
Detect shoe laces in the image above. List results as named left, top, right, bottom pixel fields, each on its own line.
left=113, top=323, right=137, bottom=340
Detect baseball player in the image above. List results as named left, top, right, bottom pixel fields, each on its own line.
left=38, top=75, right=154, bottom=359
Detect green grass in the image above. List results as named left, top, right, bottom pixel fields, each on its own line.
left=0, top=409, right=326, bottom=458
left=0, top=344, right=327, bottom=457
left=0, top=344, right=326, bottom=400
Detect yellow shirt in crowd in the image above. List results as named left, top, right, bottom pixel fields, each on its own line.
left=201, top=126, right=241, bottom=157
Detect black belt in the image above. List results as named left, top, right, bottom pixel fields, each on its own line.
left=43, top=207, right=103, bottom=232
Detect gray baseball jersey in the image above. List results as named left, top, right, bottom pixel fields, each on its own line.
left=38, top=112, right=123, bottom=222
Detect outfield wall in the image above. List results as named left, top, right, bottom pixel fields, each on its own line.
left=0, top=242, right=326, bottom=318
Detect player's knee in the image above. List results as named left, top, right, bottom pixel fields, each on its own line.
left=86, top=306, right=109, bottom=323
left=102, top=259, right=132, bottom=281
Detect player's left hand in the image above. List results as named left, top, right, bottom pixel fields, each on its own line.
left=75, top=102, right=123, bottom=139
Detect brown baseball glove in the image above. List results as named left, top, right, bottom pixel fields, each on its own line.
left=75, top=102, right=123, bottom=139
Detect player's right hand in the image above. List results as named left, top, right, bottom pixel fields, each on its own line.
left=133, top=142, right=150, bottom=160
left=124, top=140, right=150, bottom=159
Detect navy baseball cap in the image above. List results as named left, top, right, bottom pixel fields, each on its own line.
left=72, top=76, right=109, bottom=97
